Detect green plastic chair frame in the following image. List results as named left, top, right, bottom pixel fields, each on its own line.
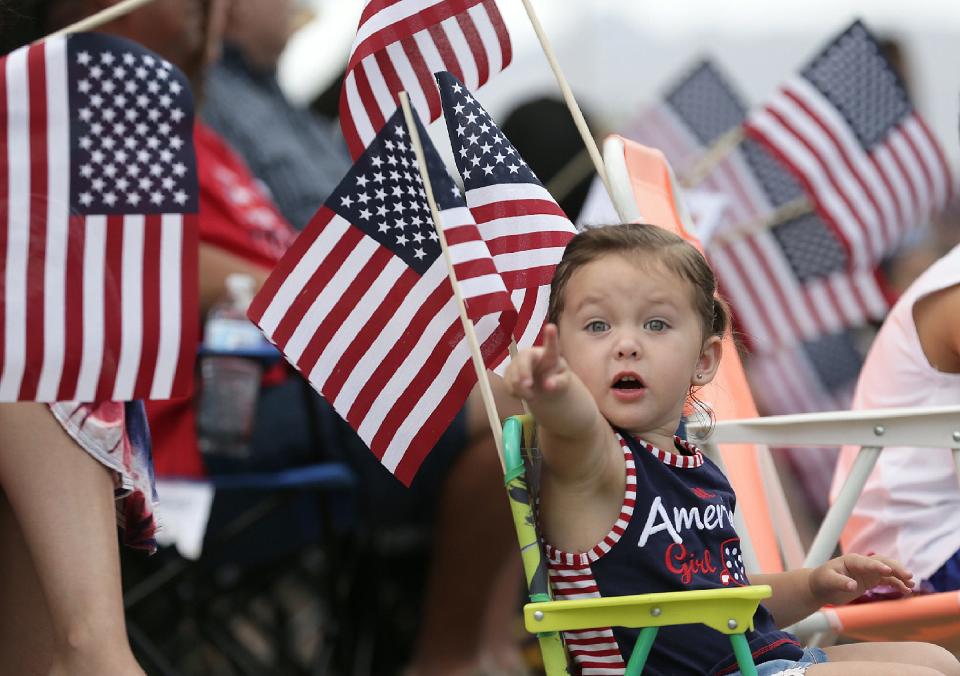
left=503, top=415, right=769, bottom=676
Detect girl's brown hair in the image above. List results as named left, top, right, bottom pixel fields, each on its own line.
left=548, top=223, right=730, bottom=341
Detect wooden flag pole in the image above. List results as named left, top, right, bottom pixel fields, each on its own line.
left=545, top=147, right=596, bottom=204
left=714, top=195, right=813, bottom=246
left=679, top=126, right=746, bottom=188
left=520, top=0, right=629, bottom=222
left=399, top=92, right=506, bottom=470
left=672, top=123, right=816, bottom=243
left=41, top=0, right=158, bottom=41
left=506, top=341, right=532, bottom=417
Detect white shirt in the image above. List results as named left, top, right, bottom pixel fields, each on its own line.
left=831, top=244, right=960, bottom=580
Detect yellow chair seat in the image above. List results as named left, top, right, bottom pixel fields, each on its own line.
left=524, top=585, right=771, bottom=635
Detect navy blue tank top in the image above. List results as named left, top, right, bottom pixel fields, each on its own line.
left=544, top=431, right=803, bottom=675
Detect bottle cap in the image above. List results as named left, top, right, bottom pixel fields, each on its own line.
left=225, top=273, right=257, bottom=312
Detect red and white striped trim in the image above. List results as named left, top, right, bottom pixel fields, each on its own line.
left=546, top=558, right=627, bottom=673
left=538, top=434, right=708, bottom=674
left=544, top=436, right=637, bottom=565
left=548, top=560, right=627, bottom=674
left=541, top=436, right=642, bottom=674
left=636, top=435, right=705, bottom=469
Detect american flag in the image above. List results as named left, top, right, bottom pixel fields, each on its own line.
left=339, top=0, right=512, bottom=160
left=632, top=62, right=884, bottom=508
left=632, top=60, right=888, bottom=355
left=248, top=107, right=516, bottom=485
left=749, top=328, right=863, bottom=415
left=747, top=327, right=864, bottom=514
left=0, top=33, right=198, bottom=402
left=436, top=71, right=576, bottom=353
left=746, top=20, right=953, bottom=271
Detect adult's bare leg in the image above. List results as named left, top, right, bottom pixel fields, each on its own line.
left=815, top=642, right=960, bottom=676
left=474, top=379, right=528, bottom=674
left=477, top=544, right=526, bottom=675
left=0, top=403, right=144, bottom=676
left=0, top=491, right=55, bottom=675
left=407, top=393, right=522, bottom=676
left=807, top=663, right=944, bottom=675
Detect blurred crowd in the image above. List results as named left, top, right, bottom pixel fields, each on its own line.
left=0, top=1, right=958, bottom=675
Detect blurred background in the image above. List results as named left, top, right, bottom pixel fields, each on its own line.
left=36, top=2, right=959, bottom=674
left=282, top=0, right=960, bottom=169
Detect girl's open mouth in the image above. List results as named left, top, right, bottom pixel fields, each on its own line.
left=611, top=373, right=646, bottom=400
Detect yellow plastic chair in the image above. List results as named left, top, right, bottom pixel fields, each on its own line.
left=503, top=415, right=769, bottom=675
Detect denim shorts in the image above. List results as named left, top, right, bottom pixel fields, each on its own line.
left=926, top=548, right=960, bottom=592
left=727, top=646, right=829, bottom=675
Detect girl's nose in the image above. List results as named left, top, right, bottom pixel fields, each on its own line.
left=616, top=336, right=640, bottom=359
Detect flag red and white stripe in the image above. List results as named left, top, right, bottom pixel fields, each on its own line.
left=747, top=80, right=952, bottom=271
left=340, top=0, right=512, bottom=159
left=250, top=110, right=515, bottom=484
left=745, top=22, right=953, bottom=271
left=249, top=210, right=512, bottom=484
left=466, top=182, right=572, bottom=350
left=634, top=102, right=888, bottom=355
left=0, top=34, right=198, bottom=402
left=436, top=71, right=575, bottom=356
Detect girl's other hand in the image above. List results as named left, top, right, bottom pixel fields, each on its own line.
left=809, top=553, right=915, bottom=606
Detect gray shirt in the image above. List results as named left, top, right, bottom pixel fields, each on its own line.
left=202, top=44, right=351, bottom=230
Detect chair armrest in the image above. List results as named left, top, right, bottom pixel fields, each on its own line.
left=688, top=404, right=960, bottom=449
left=206, top=462, right=356, bottom=491
left=524, top=585, right=772, bottom=635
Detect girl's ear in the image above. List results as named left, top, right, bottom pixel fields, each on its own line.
left=691, top=336, right=722, bottom=387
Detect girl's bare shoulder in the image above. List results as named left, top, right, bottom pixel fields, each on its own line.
left=536, top=425, right=627, bottom=552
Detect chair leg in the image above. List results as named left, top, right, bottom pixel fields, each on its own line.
left=729, top=633, right=758, bottom=676
left=537, top=632, right=570, bottom=676
left=624, top=626, right=659, bottom=676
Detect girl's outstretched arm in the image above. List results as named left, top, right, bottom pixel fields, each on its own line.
left=502, top=324, right=610, bottom=481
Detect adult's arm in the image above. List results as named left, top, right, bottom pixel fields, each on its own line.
left=913, top=282, right=960, bottom=373
left=197, top=242, right=269, bottom=319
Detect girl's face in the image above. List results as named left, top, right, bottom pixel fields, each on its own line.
left=556, top=253, right=721, bottom=448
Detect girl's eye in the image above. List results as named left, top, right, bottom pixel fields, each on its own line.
left=585, top=320, right=609, bottom=333
left=645, top=319, right=668, bottom=332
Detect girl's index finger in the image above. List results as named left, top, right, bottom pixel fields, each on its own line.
left=537, top=324, right=560, bottom=378
left=533, top=324, right=560, bottom=390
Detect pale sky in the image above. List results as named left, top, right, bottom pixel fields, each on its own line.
left=279, top=1, right=960, bottom=166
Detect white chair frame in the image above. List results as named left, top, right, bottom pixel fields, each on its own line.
left=687, top=404, right=960, bottom=637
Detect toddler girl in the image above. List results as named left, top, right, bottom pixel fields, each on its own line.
left=503, top=224, right=959, bottom=676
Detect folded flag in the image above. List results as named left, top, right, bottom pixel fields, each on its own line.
left=249, top=106, right=515, bottom=485
left=0, top=32, right=198, bottom=402
left=340, top=0, right=512, bottom=160
left=436, top=71, right=576, bottom=353
left=746, top=20, right=953, bottom=271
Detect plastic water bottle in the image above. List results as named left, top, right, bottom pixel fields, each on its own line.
left=197, top=273, right=267, bottom=461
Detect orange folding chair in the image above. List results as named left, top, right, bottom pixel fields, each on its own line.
left=602, top=134, right=782, bottom=574
left=602, top=134, right=960, bottom=650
